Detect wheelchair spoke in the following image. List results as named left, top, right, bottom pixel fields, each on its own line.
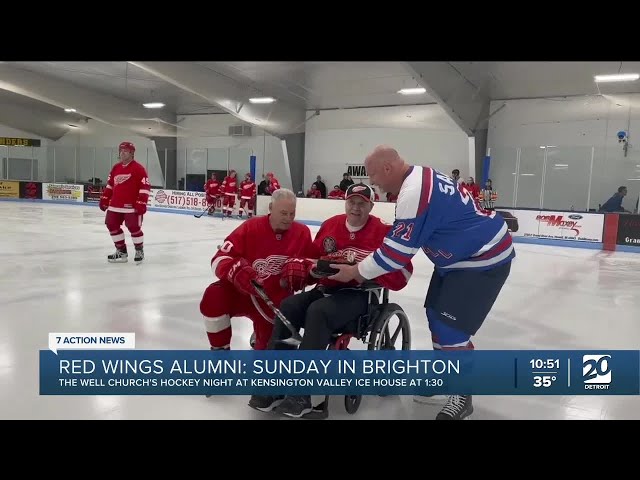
left=389, top=323, right=402, bottom=346
left=368, top=306, right=411, bottom=352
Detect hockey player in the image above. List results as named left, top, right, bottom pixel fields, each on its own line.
left=249, top=183, right=413, bottom=417
left=199, top=188, right=314, bottom=351
left=99, top=141, right=150, bottom=264
left=329, top=146, right=515, bottom=420
left=238, top=173, right=256, bottom=218
left=220, top=170, right=238, bottom=217
left=204, top=173, right=221, bottom=215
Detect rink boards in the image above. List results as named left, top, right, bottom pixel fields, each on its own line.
left=1, top=179, right=639, bottom=253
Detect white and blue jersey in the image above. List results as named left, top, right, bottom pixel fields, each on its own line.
left=359, top=166, right=515, bottom=280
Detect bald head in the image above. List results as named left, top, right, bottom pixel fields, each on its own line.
left=364, top=145, right=409, bottom=194
left=366, top=145, right=401, bottom=167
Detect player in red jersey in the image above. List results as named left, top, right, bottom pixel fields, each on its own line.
left=238, top=172, right=256, bottom=218
left=248, top=183, right=413, bottom=416
left=199, top=188, right=314, bottom=351
left=221, top=170, right=238, bottom=217
left=99, top=142, right=151, bottom=264
left=204, top=173, right=221, bottom=215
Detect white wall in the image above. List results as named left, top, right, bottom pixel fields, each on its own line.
left=53, top=120, right=164, bottom=187
left=303, top=105, right=469, bottom=195
left=0, top=125, right=49, bottom=181
left=175, top=114, right=291, bottom=189
left=0, top=121, right=164, bottom=186
left=487, top=95, right=640, bottom=211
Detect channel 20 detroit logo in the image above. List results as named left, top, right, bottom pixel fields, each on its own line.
left=582, top=354, right=612, bottom=390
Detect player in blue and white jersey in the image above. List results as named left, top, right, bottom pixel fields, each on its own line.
left=329, top=145, right=515, bottom=420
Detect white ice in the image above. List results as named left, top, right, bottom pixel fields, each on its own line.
left=1, top=201, right=639, bottom=420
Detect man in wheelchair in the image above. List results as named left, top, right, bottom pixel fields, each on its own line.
left=249, top=183, right=414, bottom=418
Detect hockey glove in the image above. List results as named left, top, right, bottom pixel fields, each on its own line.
left=135, top=200, right=147, bottom=215
left=99, top=195, right=109, bottom=212
left=281, top=258, right=313, bottom=292
left=227, top=258, right=259, bottom=296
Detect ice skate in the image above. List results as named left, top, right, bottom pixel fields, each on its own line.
left=134, top=248, right=144, bottom=264
left=435, top=395, right=473, bottom=420
left=107, top=249, right=128, bottom=263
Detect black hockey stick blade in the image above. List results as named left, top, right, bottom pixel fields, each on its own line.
left=194, top=207, right=210, bottom=218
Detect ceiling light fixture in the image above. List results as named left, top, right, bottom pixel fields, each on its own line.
left=398, top=87, right=426, bottom=95
left=67, top=124, right=79, bottom=128
left=64, top=108, right=76, bottom=113
left=249, top=97, right=276, bottom=104
left=594, top=73, right=640, bottom=83
left=143, top=102, right=165, bottom=109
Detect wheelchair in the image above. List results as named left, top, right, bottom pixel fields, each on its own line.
left=246, top=279, right=411, bottom=419
left=305, top=281, right=412, bottom=419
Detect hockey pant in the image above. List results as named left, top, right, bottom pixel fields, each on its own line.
left=105, top=210, right=144, bottom=251
left=206, top=195, right=222, bottom=211
left=222, top=194, right=236, bottom=216
left=200, top=280, right=284, bottom=350
left=239, top=197, right=254, bottom=217
left=424, top=261, right=511, bottom=350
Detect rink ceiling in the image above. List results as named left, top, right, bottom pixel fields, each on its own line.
left=3, top=61, right=640, bottom=139
left=1, top=201, right=640, bottom=420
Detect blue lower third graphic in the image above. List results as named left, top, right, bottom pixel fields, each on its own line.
left=39, top=350, right=640, bottom=396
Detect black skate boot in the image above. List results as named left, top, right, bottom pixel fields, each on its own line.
left=107, top=249, right=128, bottom=263
left=248, top=395, right=285, bottom=412
left=134, top=247, right=144, bottom=264
left=275, top=395, right=313, bottom=418
left=436, top=395, right=473, bottom=420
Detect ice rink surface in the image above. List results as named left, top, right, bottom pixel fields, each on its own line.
left=1, top=200, right=639, bottom=420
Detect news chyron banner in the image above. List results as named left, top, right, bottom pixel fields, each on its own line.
left=39, top=333, right=640, bottom=396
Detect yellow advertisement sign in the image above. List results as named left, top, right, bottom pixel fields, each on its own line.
left=0, top=181, right=19, bottom=198
left=42, top=183, right=84, bottom=202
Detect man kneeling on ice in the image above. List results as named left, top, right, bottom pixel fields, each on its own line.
left=248, top=183, right=413, bottom=418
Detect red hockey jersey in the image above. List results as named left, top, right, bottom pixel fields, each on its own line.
left=221, top=175, right=238, bottom=196
left=205, top=179, right=220, bottom=196
left=211, top=215, right=314, bottom=306
left=103, top=160, right=150, bottom=214
left=266, top=177, right=280, bottom=194
left=239, top=179, right=256, bottom=199
left=309, top=214, right=413, bottom=291
left=328, top=189, right=344, bottom=200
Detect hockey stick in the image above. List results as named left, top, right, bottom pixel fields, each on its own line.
left=194, top=205, right=214, bottom=218
left=250, top=280, right=302, bottom=347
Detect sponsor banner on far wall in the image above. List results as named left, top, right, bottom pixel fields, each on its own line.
left=148, top=189, right=208, bottom=211
left=616, top=214, right=640, bottom=248
left=496, top=209, right=604, bottom=243
left=42, top=183, right=84, bottom=202
left=0, top=180, right=19, bottom=198
left=19, top=181, right=42, bottom=199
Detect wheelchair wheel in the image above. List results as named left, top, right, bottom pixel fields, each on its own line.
left=345, top=395, right=362, bottom=414
left=367, top=303, right=411, bottom=351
